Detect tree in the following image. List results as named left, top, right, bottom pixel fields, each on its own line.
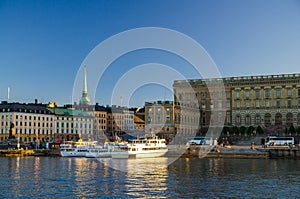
left=297, top=127, right=300, bottom=135
left=289, top=125, right=296, bottom=135
left=247, top=126, right=254, bottom=136
left=256, top=125, right=264, bottom=135
left=232, top=126, right=239, bottom=136
left=240, top=126, right=246, bottom=136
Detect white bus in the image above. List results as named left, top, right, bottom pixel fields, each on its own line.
left=264, top=136, right=294, bottom=147
left=187, top=137, right=212, bottom=145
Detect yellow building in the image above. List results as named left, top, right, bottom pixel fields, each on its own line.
left=0, top=101, right=55, bottom=143
left=229, top=74, right=300, bottom=129
left=173, top=73, right=300, bottom=135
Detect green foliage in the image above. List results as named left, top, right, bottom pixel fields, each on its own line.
left=247, top=126, right=254, bottom=135
left=289, top=125, right=296, bottom=135
left=232, top=126, right=239, bottom=135
left=256, top=126, right=264, bottom=135
left=297, top=127, right=300, bottom=135
left=240, top=126, right=246, bottom=135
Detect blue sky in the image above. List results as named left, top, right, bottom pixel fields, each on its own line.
left=0, top=0, right=300, bottom=107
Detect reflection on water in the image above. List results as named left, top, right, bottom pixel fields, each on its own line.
left=0, top=157, right=299, bottom=198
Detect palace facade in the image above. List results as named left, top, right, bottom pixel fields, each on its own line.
left=173, top=73, right=300, bottom=135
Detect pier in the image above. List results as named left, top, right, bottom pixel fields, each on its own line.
left=257, top=146, right=300, bottom=158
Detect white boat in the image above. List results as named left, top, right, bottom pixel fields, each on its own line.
left=59, top=140, right=98, bottom=157
left=111, top=136, right=168, bottom=159
left=85, top=145, right=111, bottom=158
left=85, top=142, right=128, bottom=158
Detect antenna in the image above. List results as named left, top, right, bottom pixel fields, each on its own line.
left=7, top=87, right=10, bottom=101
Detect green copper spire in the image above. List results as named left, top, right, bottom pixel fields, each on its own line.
left=79, top=65, right=91, bottom=105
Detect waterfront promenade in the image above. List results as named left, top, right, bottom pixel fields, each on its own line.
left=1, top=145, right=299, bottom=159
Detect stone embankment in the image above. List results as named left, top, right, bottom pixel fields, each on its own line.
left=0, top=149, right=60, bottom=157
left=183, top=145, right=269, bottom=159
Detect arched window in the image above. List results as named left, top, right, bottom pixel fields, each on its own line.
left=275, top=113, right=282, bottom=125
left=264, top=113, right=271, bottom=126
left=255, top=114, right=261, bottom=125
left=245, top=114, right=251, bottom=126
left=286, top=113, right=293, bottom=126
left=235, top=114, right=241, bottom=126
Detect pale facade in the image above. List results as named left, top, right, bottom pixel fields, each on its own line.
left=145, top=101, right=175, bottom=138
left=173, top=73, right=300, bottom=134
left=230, top=74, right=300, bottom=128
left=106, top=106, right=134, bottom=136
left=0, top=102, right=55, bottom=143
left=49, top=107, right=93, bottom=141
left=72, top=104, right=107, bottom=140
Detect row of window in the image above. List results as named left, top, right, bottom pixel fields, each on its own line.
left=235, top=113, right=300, bottom=125
left=176, top=88, right=300, bottom=102
left=235, top=88, right=300, bottom=99
left=235, top=99, right=300, bottom=108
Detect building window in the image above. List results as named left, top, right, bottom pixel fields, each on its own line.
left=245, top=91, right=250, bottom=99
left=226, top=91, right=230, bottom=99
left=256, top=101, right=260, bottom=108
left=201, top=92, right=206, bottom=99
left=218, top=91, right=223, bottom=99
left=226, top=102, right=230, bottom=109
left=275, top=113, right=282, bottom=125
left=265, top=90, right=270, bottom=98
left=265, top=101, right=270, bottom=108
left=218, top=101, right=222, bottom=109
left=276, top=89, right=281, bottom=98
left=226, top=112, right=231, bottom=125
left=246, top=102, right=250, bottom=108
left=236, top=101, right=240, bottom=108
left=245, top=115, right=251, bottom=125
left=210, top=92, right=214, bottom=99
left=298, top=89, right=300, bottom=97
left=255, top=90, right=260, bottom=98
left=236, top=115, right=241, bottom=125
left=276, top=100, right=280, bottom=108
left=288, top=99, right=292, bottom=108
left=255, top=115, right=261, bottom=125
left=287, top=89, right=292, bottom=97
left=236, top=91, right=240, bottom=99
left=264, top=113, right=271, bottom=126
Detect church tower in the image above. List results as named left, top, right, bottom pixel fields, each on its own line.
left=79, top=65, right=91, bottom=105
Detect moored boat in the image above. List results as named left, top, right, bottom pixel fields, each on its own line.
left=111, top=136, right=168, bottom=159
left=59, top=140, right=98, bottom=157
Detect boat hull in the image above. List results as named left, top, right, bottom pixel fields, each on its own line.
left=85, top=152, right=111, bottom=158
left=111, top=149, right=168, bottom=159
left=59, top=151, right=86, bottom=157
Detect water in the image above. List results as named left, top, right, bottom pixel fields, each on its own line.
left=0, top=157, right=299, bottom=198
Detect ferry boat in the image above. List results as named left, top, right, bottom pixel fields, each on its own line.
left=59, top=140, right=98, bottom=157
left=85, top=145, right=111, bottom=158
left=111, top=136, right=168, bottom=159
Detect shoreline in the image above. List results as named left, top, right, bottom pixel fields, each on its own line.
left=1, top=145, right=299, bottom=159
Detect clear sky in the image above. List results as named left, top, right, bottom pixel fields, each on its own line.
left=0, top=0, right=300, bottom=107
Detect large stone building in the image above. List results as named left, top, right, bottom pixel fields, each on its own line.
left=173, top=73, right=300, bottom=135
left=229, top=74, right=300, bottom=130
left=0, top=101, right=55, bottom=143
left=48, top=107, right=93, bottom=141
left=0, top=101, right=94, bottom=143
left=70, top=103, right=107, bottom=141
left=106, top=106, right=134, bottom=137
left=145, top=101, right=176, bottom=140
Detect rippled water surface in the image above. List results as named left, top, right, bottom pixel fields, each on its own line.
left=0, top=157, right=299, bottom=198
